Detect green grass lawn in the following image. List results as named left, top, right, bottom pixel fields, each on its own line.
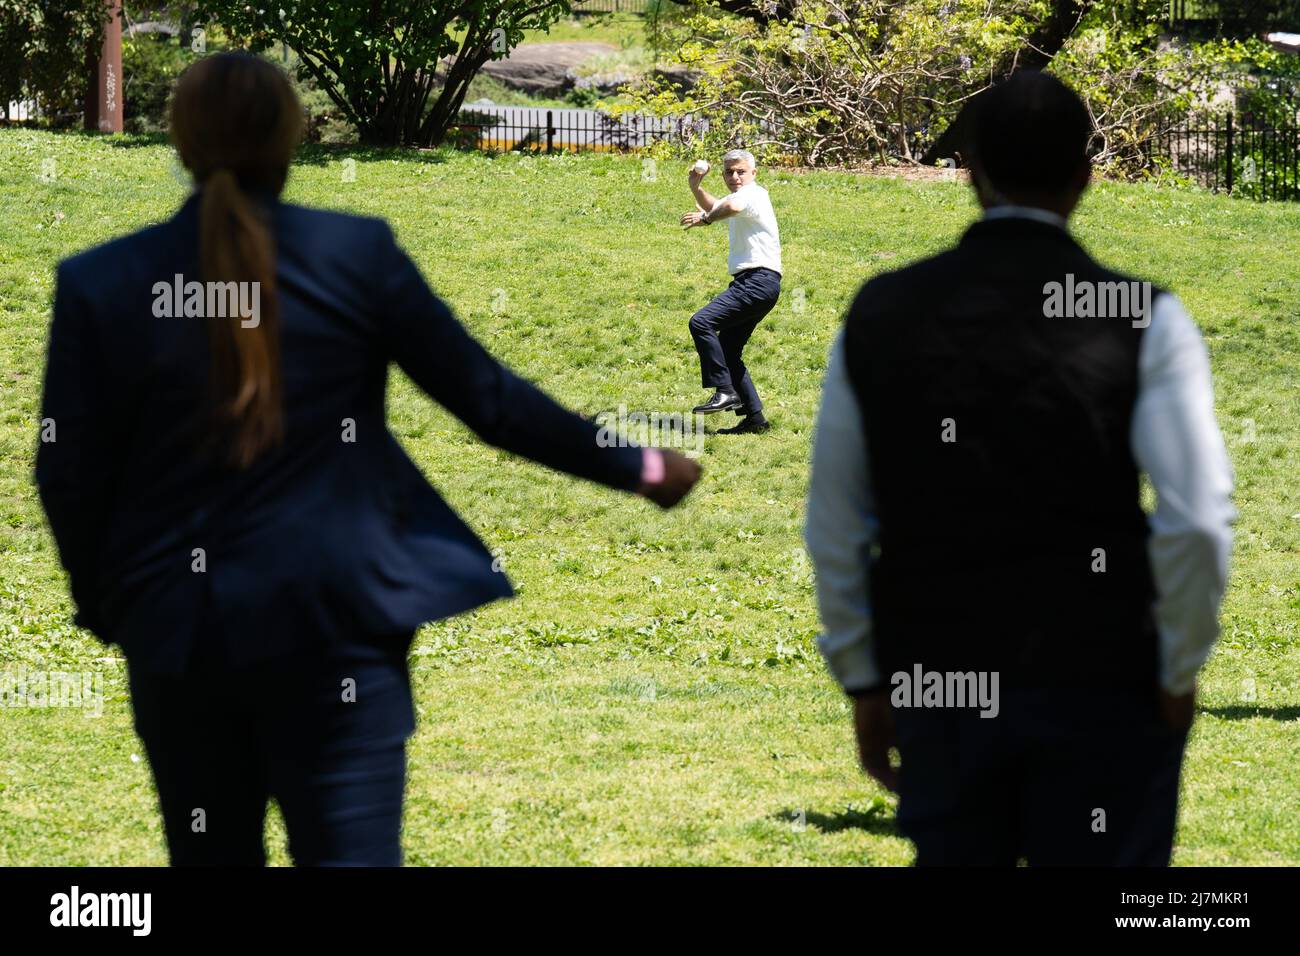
left=0, top=130, right=1297, bottom=865
left=524, top=11, right=652, bottom=48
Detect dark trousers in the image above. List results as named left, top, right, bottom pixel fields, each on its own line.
left=688, top=266, right=781, bottom=415
left=127, top=632, right=416, bottom=866
left=892, top=686, right=1190, bottom=866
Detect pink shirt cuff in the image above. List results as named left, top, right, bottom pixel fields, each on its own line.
left=639, top=447, right=665, bottom=486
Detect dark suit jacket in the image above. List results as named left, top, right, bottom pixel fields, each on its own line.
left=35, top=193, right=644, bottom=673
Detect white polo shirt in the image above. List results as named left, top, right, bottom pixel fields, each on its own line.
left=713, top=181, right=782, bottom=276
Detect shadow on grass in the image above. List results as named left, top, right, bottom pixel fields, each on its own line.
left=98, top=131, right=171, bottom=148
left=12, top=127, right=529, bottom=169
left=1202, top=705, right=1300, bottom=721
left=25, top=130, right=458, bottom=168
left=775, top=801, right=900, bottom=837
left=295, top=143, right=453, bottom=168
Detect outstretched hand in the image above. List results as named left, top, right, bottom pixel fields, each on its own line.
left=638, top=449, right=702, bottom=508
left=681, top=210, right=708, bottom=230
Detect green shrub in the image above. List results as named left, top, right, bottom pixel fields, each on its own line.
left=122, top=31, right=194, bottom=133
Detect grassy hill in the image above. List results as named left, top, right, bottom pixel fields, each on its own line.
left=0, top=129, right=1296, bottom=864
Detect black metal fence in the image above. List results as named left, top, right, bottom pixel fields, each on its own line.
left=571, top=0, right=657, bottom=13
left=452, top=105, right=1300, bottom=203
left=449, top=105, right=706, bottom=153
left=1167, top=0, right=1300, bottom=34
left=1154, top=113, right=1300, bottom=201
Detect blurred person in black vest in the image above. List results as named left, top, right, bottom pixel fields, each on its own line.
left=804, top=71, right=1235, bottom=865
left=34, top=52, right=701, bottom=866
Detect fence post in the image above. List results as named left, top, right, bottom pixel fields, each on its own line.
left=1225, top=111, right=1233, bottom=195
left=546, top=110, right=554, bottom=154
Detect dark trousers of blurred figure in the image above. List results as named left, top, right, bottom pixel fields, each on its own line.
left=688, top=266, right=781, bottom=416
left=892, top=685, right=1190, bottom=866
left=127, top=624, right=415, bottom=866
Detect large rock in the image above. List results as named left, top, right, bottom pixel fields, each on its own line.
left=480, top=42, right=618, bottom=96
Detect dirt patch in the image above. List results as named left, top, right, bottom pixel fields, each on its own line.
left=783, top=162, right=972, bottom=184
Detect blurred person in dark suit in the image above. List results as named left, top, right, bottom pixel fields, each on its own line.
left=34, top=52, right=701, bottom=866
left=805, top=72, right=1234, bottom=865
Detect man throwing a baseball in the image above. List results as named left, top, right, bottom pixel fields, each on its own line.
left=681, top=149, right=782, bottom=434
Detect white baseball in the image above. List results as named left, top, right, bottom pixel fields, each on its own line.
left=692, top=160, right=710, bottom=175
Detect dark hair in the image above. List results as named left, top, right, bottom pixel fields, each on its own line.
left=169, top=53, right=303, bottom=470
left=964, top=71, right=1094, bottom=199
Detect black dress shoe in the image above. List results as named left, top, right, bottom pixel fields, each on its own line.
left=693, top=389, right=742, bottom=414
left=717, top=415, right=771, bottom=435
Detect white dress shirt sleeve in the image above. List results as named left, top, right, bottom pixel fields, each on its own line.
left=1131, top=293, right=1237, bottom=695
left=804, top=331, right=880, bottom=693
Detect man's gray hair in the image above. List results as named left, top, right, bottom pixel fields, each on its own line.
left=721, top=148, right=757, bottom=169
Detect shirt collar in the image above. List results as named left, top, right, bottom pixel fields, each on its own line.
left=982, top=205, right=1069, bottom=231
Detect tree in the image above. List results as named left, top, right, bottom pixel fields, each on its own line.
left=652, top=0, right=1107, bottom=163
left=665, top=0, right=798, bottom=25
left=920, top=0, right=1097, bottom=163
left=617, top=0, right=1059, bottom=166
left=195, top=0, right=573, bottom=147
left=0, top=0, right=112, bottom=122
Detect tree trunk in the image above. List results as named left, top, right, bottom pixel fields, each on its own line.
left=416, top=46, right=492, bottom=147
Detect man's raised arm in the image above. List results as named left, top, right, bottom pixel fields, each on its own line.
left=688, top=166, right=719, bottom=213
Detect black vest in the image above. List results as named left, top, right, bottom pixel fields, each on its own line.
left=842, top=216, right=1161, bottom=688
